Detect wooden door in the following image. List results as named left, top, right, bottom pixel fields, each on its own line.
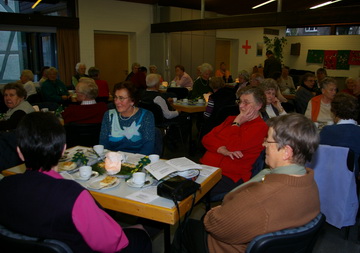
left=215, top=40, right=231, bottom=73
left=94, top=33, right=128, bottom=92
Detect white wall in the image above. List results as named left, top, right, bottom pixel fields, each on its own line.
left=78, top=0, right=153, bottom=70
left=216, top=27, right=286, bottom=77
left=284, top=35, right=360, bottom=78
left=217, top=27, right=360, bottom=79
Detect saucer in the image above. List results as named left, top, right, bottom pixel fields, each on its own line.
left=74, top=171, right=99, bottom=181
left=126, top=177, right=153, bottom=188
left=86, top=176, right=120, bottom=190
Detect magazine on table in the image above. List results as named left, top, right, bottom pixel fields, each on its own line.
left=144, top=157, right=202, bottom=180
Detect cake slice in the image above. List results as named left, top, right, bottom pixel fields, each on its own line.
left=100, top=176, right=117, bottom=187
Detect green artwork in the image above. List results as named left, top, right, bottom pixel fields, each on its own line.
left=336, top=50, right=350, bottom=70
left=307, top=50, right=324, bottom=63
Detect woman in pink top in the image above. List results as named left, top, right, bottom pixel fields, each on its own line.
left=0, top=112, right=152, bottom=253
left=173, top=65, right=193, bottom=88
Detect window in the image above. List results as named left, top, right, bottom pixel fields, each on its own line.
left=305, top=27, right=318, bottom=32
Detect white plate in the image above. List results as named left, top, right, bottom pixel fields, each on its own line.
left=126, top=177, right=153, bottom=188
left=73, top=171, right=99, bottom=181
left=58, top=162, right=77, bottom=172
left=86, top=176, right=120, bottom=190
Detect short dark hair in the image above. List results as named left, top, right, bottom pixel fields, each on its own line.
left=16, top=112, right=66, bottom=171
left=301, top=72, right=315, bottom=85
left=209, top=77, right=225, bottom=90
left=87, top=67, right=100, bottom=78
left=331, top=92, right=359, bottom=120
left=175, top=65, right=185, bottom=72
left=320, top=77, right=337, bottom=89
left=3, top=83, right=27, bottom=99
left=316, top=68, right=327, bottom=76
left=268, top=113, right=319, bottom=165
left=113, top=81, right=139, bottom=105
left=237, top=86, right=266, bottom=110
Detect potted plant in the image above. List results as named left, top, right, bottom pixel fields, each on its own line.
left=263, top=36, right=287, bottom=63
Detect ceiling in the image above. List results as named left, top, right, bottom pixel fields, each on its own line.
left=119, top=0, right=360, bottom=16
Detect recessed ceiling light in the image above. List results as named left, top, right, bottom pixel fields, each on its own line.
left=252, top=0, right=276, bottom=9
left=32, top=0, right=42, bottom=9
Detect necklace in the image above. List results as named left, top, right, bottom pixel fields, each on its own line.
left=199, top=78, right=208, bottom=87
left=119, top=106, right=137, bottom=121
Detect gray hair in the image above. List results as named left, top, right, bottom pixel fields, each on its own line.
left=75, top=63, right=86, bottom=72
left=320, top=77, right=337, bottom=89
left=199, top=63, right=213, bottom=74
left=238, top=70, right=250, bottom=81
left=260, top=78, right=278, bottom=92
left=77, top=77, right=98, bottom=99
left=47, top=67, right=58, bottom=74
left=146, top=74, right=161, bottom=88
left=268, top=113, right=319, bottom=165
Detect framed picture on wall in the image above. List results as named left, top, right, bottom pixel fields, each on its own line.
left=257, top=43, right=263, bottom=56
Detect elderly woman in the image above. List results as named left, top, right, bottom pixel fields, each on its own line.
left=189, top=63, right=213, bottom=99
left=320, top=92, right=360, bottom=176
left=125, top=62, right=140, bottom=81
left=0, top=112, right=152, bottom=253
left=172, top=65, right=193, bottom=88
left=41, top=67, right=69, bottom=104
left=200, top=86, right=268, bottom=200
left=19, top=69, right=37, bottom=103
left=172, top=113, right=320, bottom=253
left=38, top=66, right=50, bottom=86
left=88, top=67, right=109, bottom=103
left=100, top=81, right=155, bottom=155
left=72, top=62, right=89, bottom=87
left=279, top=66, right=295, bottom=93
left=342, top=77, right=357, bottom=97
left=0, top=83, right=34, bottom=132
left=249, top=72, right=264, bottom=87
left=234, top=70, right=250, bottom=95
left=62, top=78, right=108, bottom=124
left=305, top=77, right=337, bottom=122
left=260, top=78, right=287, bottom=121
left=149, top=65, right=164, bottom=82
left=295, top=72, right=321, bottom=114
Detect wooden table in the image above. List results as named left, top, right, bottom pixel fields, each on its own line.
left=172, top=102, right=207, bottom=155
left=2, top=153, right=221, bottom=252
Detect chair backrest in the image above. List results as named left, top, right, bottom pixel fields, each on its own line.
left=166, top=87, right=189, bottom=99
left=213, top=104, right=239, bottom=127
left=307, top=145, right=359, bottom=229
left=32, top=102, right=59, bottom=112
left=64, top=123, right=102, bottom=148
left=0, top=224, right=73, bottom=253
left=251, top=149, right=266, bottom=178
left=138, top=101, right=165, bottom=127
left=245, top=213, right=325, bottom=253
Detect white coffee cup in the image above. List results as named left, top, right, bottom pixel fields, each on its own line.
left=93, top=145, right=104, bottom=155
left=41, top=108, right=49, bottom=112
left=173, top=97, right=177, bottom=103
left=198, top=98, right=204, bottom=103
left=182, top=98, right=188, bottom=104
left=149, top=154, right=160, bottom=164
left=79, top=166, right=92, bottom=180
left=132, top=172, right=146, bottom=185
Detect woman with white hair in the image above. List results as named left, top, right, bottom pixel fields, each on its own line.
left=19, top=69, right=38, bottom=103
left=72, top=62, right=89, bottom=87
left=188, top=63, right=213, bottom=99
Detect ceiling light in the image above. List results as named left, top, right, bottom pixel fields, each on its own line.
left=310, top=0, right=342, bottom=9
left=252, top=0, right=276, bottom=9
left=32, top=0, right=42, bottom=9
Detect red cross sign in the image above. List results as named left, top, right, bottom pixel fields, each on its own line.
left=242, top=40, right=251, bottom=54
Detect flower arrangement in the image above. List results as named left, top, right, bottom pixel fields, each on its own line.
left=72, top=152, right=89, bottom=166
left=133, top=156, right=151, bottom=174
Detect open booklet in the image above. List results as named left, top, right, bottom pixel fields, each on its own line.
left=144, top=157, right=202, bottom=180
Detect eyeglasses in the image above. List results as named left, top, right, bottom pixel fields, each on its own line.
left=263, top=138, right=278, bottom=145
left=238, top=100, right=253, bottom=106
left=114, top=96, right=130, bottom=102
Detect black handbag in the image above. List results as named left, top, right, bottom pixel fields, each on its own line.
left=157, top=176, right=200, bottom=201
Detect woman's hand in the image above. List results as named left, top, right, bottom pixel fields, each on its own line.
left=233, top=107, right=258, bottom=125
left=272, top=97, right=284, bottom=113
left=217, top=146, right=243, bottom=160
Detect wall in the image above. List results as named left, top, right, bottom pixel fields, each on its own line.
left=284, top=35, right=360, bottom=78
left=216, top=27, right=286, bottom=77
left=217, top=27, right=360, bottom=80
left=78, top=0, right=153, bottom=70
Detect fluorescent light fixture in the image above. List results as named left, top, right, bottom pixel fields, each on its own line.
left=310, top=0, right=342, bottom=9
left=32, top=0, right=42, bottom=9
left=252, top=0, right=276, bottom=9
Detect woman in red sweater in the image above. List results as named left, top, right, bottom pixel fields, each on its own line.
left=200, top=86, right=268, bottom=200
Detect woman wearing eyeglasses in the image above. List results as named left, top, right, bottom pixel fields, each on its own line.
left=200, top=86, right=268, bottom=201
left=99, top=81, right=155, bottom=155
